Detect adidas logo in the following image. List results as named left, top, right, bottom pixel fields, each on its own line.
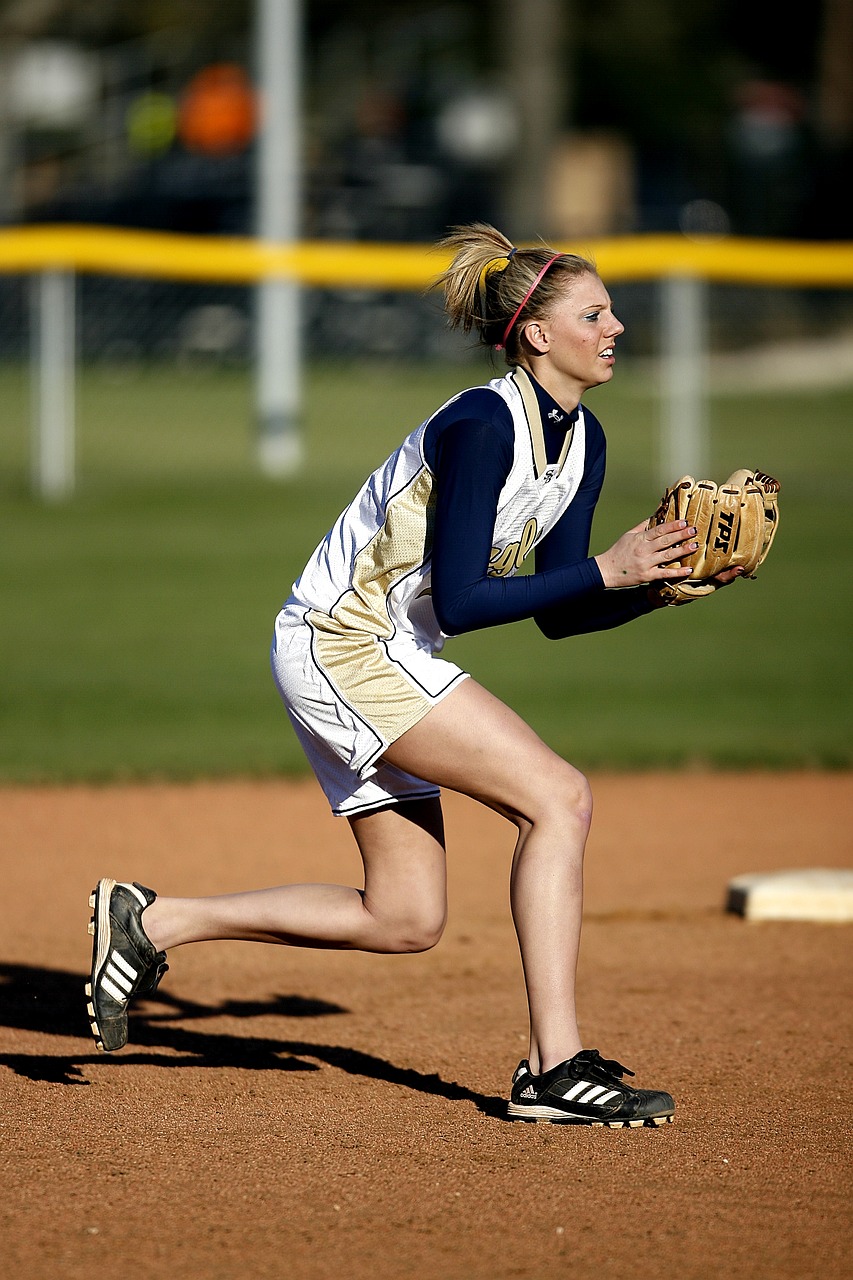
left=548, top=409, right=564, bottom=423
left=560, top=1080, right=622, bottom=1106
left=520, top=1085, right=537, bottom=1100
left=98, top=949, right=139, bottom=1004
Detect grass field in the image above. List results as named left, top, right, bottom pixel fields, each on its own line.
left=1, top=359, right=850, bottom=781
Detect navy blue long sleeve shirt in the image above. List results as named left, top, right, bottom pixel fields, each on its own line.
left=421, top=376, right=655, bottom=639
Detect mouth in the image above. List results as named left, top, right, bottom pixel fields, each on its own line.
left=599, top=346, right=615, bottom=361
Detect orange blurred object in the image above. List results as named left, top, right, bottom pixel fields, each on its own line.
left=178, top=64, right=257, bottom=155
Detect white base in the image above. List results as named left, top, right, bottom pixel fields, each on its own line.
left=726, top=869, right=853, bottom=922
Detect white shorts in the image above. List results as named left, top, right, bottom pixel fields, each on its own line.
left=270, top=603, right=469, bottom=817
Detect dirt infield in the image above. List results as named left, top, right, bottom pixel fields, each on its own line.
left=1, top=772, right=851, bottom=1279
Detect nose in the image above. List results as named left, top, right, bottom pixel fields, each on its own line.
left=609, top=312, right=625, bottom=337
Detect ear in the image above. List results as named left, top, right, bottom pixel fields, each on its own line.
left=520, top=318, right=549, bottom=354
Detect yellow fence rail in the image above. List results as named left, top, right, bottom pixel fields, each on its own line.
left=5, top=224, right=852, bottom=500
left=1, top=224, right=853, bottom=288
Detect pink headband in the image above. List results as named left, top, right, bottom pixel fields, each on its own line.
left=495, top=253, right=562, bottom=350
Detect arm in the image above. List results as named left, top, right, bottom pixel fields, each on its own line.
left=535, top=585, right=661, bottom=639
left=533, top=421, right=659, bottom=638
left=427, top=400, right=694, bottom=637
left=427, top=414, right=605, bottom=635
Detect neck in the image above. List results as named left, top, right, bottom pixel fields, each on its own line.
left=519, top=362, right=582, bottom=414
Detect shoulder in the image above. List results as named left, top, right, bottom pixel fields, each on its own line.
left=439, top=384, right=513, bottom=426
left=423, top=384, right=514, bottom=469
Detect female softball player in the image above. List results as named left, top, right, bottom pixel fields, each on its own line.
left=87, top=223, right=740, bottom=1125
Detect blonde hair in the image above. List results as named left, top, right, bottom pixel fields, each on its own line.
left=435, top=222, right=597, bottom=364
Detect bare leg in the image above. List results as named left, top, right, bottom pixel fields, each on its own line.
left=144, top=678, right=589, bottom=1074
left=381, top=680, right=591, bottom=1074
left=142, top=798, right=448, bottom=956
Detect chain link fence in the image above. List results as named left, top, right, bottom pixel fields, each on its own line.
left=1, top=265, right=852, bottom=494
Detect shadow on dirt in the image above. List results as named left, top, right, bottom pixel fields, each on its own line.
left=0, top=961, right=505, bottom=1118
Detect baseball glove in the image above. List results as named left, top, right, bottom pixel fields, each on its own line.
left=649, top=468, right=780, bottom=605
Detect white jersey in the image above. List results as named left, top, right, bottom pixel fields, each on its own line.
left=272, top=367, right=589, bottom=812
left=288, top=367, right=588, bottom=654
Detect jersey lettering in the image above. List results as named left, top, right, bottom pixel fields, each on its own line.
left=489, top=517, right=539, bottom=577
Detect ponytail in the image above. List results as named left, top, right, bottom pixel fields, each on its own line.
left=435, top=222, right=596, bottom=364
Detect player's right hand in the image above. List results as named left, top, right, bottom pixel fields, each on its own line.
left=594, top=519, right=698, bottom=589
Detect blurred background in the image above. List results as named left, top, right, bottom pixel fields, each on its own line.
left=1, top=0, right=851, bottom=781
left=2, top=0, right=851, bottom=241
left=1, top=0, right=852, bottom=365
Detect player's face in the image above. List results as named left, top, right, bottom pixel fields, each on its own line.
left=525, top=274, right=624, bottom=396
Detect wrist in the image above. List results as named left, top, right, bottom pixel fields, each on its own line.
left=593, top=554, right=613, bottom=588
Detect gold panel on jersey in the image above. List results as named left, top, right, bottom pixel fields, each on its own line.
left=308, top=466, right=437, bottom=743
left=330, top=466, right=435, bottom=639
left=308, top=612, right=434, bottom=744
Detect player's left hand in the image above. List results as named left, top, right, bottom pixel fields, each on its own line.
left=648, top=563, right=745, bottom=607
left=708, top=566, right=746, bottom=587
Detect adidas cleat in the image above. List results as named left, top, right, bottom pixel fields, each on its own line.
left=86, top=878, right=168, bottom=1052
left=507, top=1048, right=675, bottom=1127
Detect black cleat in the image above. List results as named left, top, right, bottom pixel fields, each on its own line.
left=507, top=1048, right=675, bottom=1127
left=85, top=879, right=168, bottom=1052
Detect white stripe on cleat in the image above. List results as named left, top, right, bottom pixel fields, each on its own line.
left=100, top=974, right=129, bottom=1002
left=109, top=951, right=138, bottom=980
left=121, top=882, right=149, bottom=909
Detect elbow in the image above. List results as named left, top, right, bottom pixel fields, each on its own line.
left=534, top=611, right=565, bottom=641
left=434, top=601, right=470, bottom=636
left=432, top=580, right=481, bottom=636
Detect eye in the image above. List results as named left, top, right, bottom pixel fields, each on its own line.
left=583, top=311, right=601, bottom=322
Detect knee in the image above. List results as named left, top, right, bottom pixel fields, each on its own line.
left=382, top=904, right=447, bottom=954
left=537, top=762, right=593, bottom=833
